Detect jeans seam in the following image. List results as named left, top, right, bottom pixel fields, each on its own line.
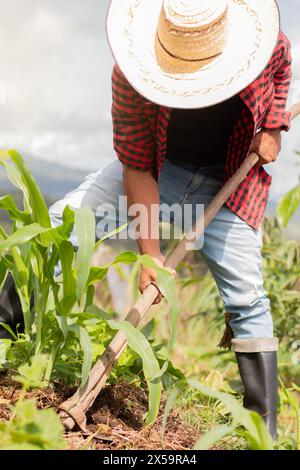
left=179, top=172, right=204, bottom=207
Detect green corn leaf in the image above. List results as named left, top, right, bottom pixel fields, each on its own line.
left=113, top=251, right=138, bottom=265
left=152, top=360, right=169, bottom=381
left=0, top=256, right=14, bottom=274
left=139, top=254, right=180, bottom=352
left=55, top=316, right=69, bottom=341
left=56, top=205, right=75, bottom=239
left=47, top=206, right=75, bottom=274
left=244, top=410, right=275, bottom=451
left=277, top=184, right=300, bottom=227
left=9, top=247, right=30, bottom=288
left=8, top=150, right=51, bottom=229
left=0, top=263, right=7, bottom=288
left=0, top=195, right=31, bottom=224
left=141, top=319, right=155, bottom=338
left=0, top=224, right=50, bottom=257
left=75, top=207, right=96, bottom=302
left=84, top=305, right=110, bottom=321
left=48, top=230, right=76, bottom=314
left=1, top=150, right=51, bottom=246
left=0, top=323, right=18, bottom=341
left=109, top=320, right=162, bottom=426
left=188, top=379, right=273, bottom=450
left=158, top=273, right=180, bottom=353
left=94, top=223, right=128, bottom=249
left=78, top=326, right=93, bottom=388
left=69, top=325, right=93, bottom=388
left=194, top=424, right=236, bottom=450
left=0, top=161, right=31, bottom=212
left=87, top=266, right=109, bottom=285
left=86, top=251, right=138, bottom=286
left=84, top=284, right=95, bottom=311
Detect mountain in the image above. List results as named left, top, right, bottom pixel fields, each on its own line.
left=0, top=154, right=299, bottom=239
left=0, top=154, right=89, bottom=200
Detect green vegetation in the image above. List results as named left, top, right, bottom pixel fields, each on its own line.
left=277, top=150, right=300, bottom=227
left=0, top=150, right=299, bottom=450
left=0, top=355, right=65, bottom=450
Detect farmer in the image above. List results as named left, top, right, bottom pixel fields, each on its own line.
left=0, top=0, right=292, bottom=439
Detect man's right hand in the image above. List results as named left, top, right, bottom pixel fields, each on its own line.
left=139, top=254, right=177, bottom=304
left=139, top=254, right=165, bottom=304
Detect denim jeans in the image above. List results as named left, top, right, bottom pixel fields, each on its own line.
left=49, top=159, right=273, bottom=340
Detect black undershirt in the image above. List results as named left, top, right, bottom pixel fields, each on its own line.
left=165, top=94, right=245, bottom=170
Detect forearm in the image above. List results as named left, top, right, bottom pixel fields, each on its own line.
left=123, top=166, right=162, bottom=259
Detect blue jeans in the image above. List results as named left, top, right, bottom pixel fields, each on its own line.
left=49, top=159, right=273, bottom=341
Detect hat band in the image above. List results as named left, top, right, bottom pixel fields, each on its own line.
left=156, top=32, right=222, bottom=63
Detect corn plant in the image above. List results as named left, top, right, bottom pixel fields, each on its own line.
left=0, top=149, right=181, bottom=426
left=162, top=378, right=274, bottom=450
left=109, top=320, right=162, bottom=425
left=189, top=380, right=274, bottom=450
left=0, top=354, right=66, bottom=450
left=0, top=150, right=111, bottom=384
left=0, top=152, right=123, bottom=379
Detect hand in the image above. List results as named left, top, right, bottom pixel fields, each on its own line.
left=250, top=129, right=281, bottom=166
left=139, top=254, right=177, bottom=305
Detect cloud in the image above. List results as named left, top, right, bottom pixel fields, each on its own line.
left=0, top=0, right=114, bottom=168
left=0, top=0, right=299, bottom=202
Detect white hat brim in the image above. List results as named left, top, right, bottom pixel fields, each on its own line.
left=106, top=0, right=280, bottom=108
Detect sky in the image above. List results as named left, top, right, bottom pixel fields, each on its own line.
left=0, top=0, right=300, bottom=203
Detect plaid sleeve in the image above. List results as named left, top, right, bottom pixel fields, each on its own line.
left=261, top=31, right=292, bottom=132
left=112, top=64, right=156, bottom=171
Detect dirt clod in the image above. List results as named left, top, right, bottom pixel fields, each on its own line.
left=87, top=381, right=148, bottom=430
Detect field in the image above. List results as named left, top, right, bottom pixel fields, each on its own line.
left=0, top=150, right=299, bottom=451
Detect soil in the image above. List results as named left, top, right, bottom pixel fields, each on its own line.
left=0, top=373, right=198, bottom=450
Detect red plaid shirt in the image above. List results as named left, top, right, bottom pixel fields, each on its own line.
left=112, top=32, right=292, bottom=229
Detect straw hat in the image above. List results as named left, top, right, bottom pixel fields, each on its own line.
left=106, top=0, right=280, bottom=108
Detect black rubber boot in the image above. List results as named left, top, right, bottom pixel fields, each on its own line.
left=0, top=274, right=24, bottom=339
left=236, top=351, right=278, bottom=440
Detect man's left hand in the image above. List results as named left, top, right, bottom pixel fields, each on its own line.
left=250, top=129, right=281, bottom=166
